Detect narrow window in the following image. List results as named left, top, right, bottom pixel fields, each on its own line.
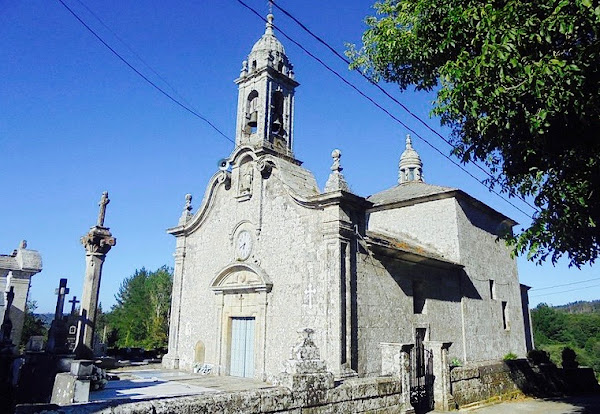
left=251, top=60, right=257, bottom=71
left=407, top=168, right=415, bottom=181
left=413, top=281, right=425, bottom=314
left=502, top=301, right=509, bottom=330
left=489, top=280, right=495, bottom=300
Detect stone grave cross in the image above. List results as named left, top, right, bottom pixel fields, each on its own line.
left=46, top=278, right=71, bottom=353
left=54, top=279, right=69, bottom=321
left=68, top=296, right=80, bottom=314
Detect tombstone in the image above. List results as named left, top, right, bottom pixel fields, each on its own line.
left=66, top=296, right=80, bottom=352
left=46, top=279, right=70, bottom=354
left=25, top=336, right=45, bottom=352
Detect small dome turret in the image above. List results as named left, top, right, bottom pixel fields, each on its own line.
left=399, top=135, right=423, bottom=184
left=241, top=14, right=293, bottom=79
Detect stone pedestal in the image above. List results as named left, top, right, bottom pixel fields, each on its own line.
left=424, top=341, right=455, bottom=411
left=275, top=328, right=334, bottom=407
left=381, top=342, right=415, bottom=414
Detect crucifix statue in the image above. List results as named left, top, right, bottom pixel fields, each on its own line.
left=97, top=191, right=110, bottom=227
left=75, top=191, right=116, bottom=359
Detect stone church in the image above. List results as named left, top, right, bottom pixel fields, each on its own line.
left=163, top=14, right=533, bottom=381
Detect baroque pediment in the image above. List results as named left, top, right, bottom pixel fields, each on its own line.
left=211, top=263, right=272, bottom=293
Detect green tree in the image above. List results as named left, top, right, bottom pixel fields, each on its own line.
left=108, top=266, right=172, bottom=349
left=19, top=300, right=47, bottom=348
left=349, top=0, right=600, bottom=267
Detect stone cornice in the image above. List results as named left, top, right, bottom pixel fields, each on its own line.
left=367, top=189, right=517, bottom=227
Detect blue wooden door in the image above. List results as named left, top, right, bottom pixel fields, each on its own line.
left=230, top=317, right=255, bottom=377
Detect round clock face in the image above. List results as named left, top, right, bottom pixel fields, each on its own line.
left=236, top=230, right=252, bottom=261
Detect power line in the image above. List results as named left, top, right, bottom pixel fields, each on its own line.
left=270, top=1, right=540, bottom=215
left=530, top=277, right=600, bottom=292
left=55, top=0, right=234, bottom=144
left=72, top=0, right=196, bottom=109
left=271, top=0, right=540, bottom=215
left=530, top=283, right=600, bottom=298
left=236, top=0, right=534, bottom=220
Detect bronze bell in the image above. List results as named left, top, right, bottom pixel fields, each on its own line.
left=272, top=117, right=282, bottom=133
left=247, top=111, right=258, bottom=128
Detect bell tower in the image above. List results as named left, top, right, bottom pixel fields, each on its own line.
left=234, top=14, right=299, bottom=159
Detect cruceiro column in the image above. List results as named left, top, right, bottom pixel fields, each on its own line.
left=74, top=192, right=116, bottom=359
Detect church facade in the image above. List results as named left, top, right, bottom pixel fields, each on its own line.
left=162, top=14, right=533, bottom=381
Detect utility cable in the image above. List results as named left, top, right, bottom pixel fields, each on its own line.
left=237, top=0, right=534, bottom=220
left=72, top=0, right=196, bottom=109
left=55, top=0, right=234, bottom=144
left=530, top=283, right=600, bottom=298
left=270, top=0, right=539, bottom=215
left=530, top=277, right=600, bottom=292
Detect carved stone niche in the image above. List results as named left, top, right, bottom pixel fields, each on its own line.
left=236, top=160, right=254, bottom=201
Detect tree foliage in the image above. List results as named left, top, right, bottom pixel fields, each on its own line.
left=349, top=0, right=600, bottom=266
left=19, top=300, right=47, bottom=348
left=107, top=266, right=172, bottom=349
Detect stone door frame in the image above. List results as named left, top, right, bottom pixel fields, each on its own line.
left=211, top=263, right=272, bottom=380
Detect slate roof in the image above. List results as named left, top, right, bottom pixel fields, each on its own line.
left=367, top=181, right=456, bottom=206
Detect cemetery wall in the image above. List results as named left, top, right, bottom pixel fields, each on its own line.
left=450, top=359, right=600, bottom=408
left=15, top=376, right=407, bottom=414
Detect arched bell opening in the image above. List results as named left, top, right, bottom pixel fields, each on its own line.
left=270, top=90, right=284, bottom=138
left=245, top=90, right=259, bottom=135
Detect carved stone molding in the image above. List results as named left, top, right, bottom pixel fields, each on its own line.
left=80, top=227, right=116, bottom=256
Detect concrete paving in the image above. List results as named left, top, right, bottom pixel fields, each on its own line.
left=90, top=366, right=276, bottom=402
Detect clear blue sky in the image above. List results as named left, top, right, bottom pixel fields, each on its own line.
left=1, top=0, right=597, bottom=313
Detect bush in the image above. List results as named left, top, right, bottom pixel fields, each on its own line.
left=562, top=347, right=579, bottom=369
left=450, top=358, right=462, bottom=368
left=503, top=352, right=518, bottom=361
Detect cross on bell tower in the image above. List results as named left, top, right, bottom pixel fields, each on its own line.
left=234, top=13, right=299, bottom=159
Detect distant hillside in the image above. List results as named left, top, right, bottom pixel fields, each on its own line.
left=532, top=301, right=600, bottom=378
left=554, top=300, right=600, bottom=314
left=34, top=313, right=55, bottom=329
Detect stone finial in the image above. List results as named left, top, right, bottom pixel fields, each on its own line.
left=184, top=194, right=193, bottom=213
left=96, top=191, right=110, bottom=227
left=19, top=240, right=27, bottom=249
left=240, top=60, right=248, bottom=76
left=399, top=134, right=424, bottom=184
left=324, top=149, right=350, bottom=193
left=179, top=193, right=193, bottom=224
left=265, top=13, right=275, bottom=36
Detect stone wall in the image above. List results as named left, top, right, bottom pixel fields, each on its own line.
left=16, top=376, right=408, bottom=414
left=451, top=361, right=523, bottom=407
left=450, top=359, right=600, bottom=408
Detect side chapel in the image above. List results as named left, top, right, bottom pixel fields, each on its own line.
left=163, top=14, right=533, bottom=381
